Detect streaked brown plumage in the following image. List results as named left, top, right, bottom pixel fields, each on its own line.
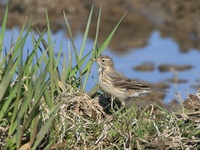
left=92, top=55, right=153, bottom=107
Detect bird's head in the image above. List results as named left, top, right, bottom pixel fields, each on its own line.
left=91, top=55, right=114, bottom=69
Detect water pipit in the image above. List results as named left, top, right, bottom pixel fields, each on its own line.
left=92, top=55, right=159, bottom=107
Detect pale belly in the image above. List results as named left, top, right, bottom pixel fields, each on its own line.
left=98, top=74, right=127, bottom=104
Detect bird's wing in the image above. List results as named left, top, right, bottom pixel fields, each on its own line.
left=108, top=70, right=150, bottom=91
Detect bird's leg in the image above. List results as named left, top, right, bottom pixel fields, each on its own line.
left=111, top=95, right=115, bottom=110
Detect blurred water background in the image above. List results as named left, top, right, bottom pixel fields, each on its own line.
left=1, top=0, right=200, bottom=103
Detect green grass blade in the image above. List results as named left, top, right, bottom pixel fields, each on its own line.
left=68, top=49, right=92, bottom=79
left=96, top=12, right=126, bottom=56
left=0, top=58, right=18, bottom=101
left=83, top=3, right=102, bottom=89
left=63, top=12, right=82, bottom=87
left=8, top=25, right=31, bottom=134
left=61, top=50, right=67, bottom=85
left=29, top=108, right=39, bottom=148
left=54, top=41, right=63, bottom=72
left=83, top=11, right=126, bottom=90
left=31, top=104, right=60, bottom=150
left=92, top=2, right=102, bottom=57
left=17, top=77, right=34, bottom=119
left=45, top=12, right=53, bottom=57
left=0, top=9, right=30, bottom=102
left=79, top=5, right=93, bottom=59
left=0, top=83, right=18, bottom=119
left=8, top=56, right=22, bottom=135
left=66, top=42, right=72, bottom=84
left=63, top=12, right=77, bottom=56
left=0, top=3, right=8, bottom=54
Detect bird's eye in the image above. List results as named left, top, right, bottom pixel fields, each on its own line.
left=102, top=59, right=105, bottom=62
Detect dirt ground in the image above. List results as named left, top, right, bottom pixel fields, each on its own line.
left=1, top=0, right=200, bottom=53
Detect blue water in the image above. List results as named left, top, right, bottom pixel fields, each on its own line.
left=2, top=28, right=200, bottom=102
left=101, top=31, right=200, bottom=102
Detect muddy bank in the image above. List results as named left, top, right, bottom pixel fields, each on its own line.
left=1, top=0, right=200, bottom=53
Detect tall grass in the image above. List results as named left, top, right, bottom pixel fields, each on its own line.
left=0, top=4, right=125, bottom=149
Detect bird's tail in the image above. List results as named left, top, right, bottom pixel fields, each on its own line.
left=153, top=88, right=170, bottom=93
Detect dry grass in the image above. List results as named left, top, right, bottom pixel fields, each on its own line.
left=45, top=88, right=200, bottom=149
left=1, top=88, right=200, bottom=149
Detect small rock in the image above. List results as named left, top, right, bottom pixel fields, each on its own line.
left=134, top=62, right=154, bottom=72
left=166, top=78, right=188, bottom=84
left=158, top=64, right=193, bottom=72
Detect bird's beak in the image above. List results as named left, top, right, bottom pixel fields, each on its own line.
left=90, top=58, right=97, bottom=62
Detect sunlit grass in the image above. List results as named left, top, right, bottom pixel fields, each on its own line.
left=0, top=3, right=125, bottom=150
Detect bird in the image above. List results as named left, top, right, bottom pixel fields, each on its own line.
left=91, top=55, right=159, bottom=108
